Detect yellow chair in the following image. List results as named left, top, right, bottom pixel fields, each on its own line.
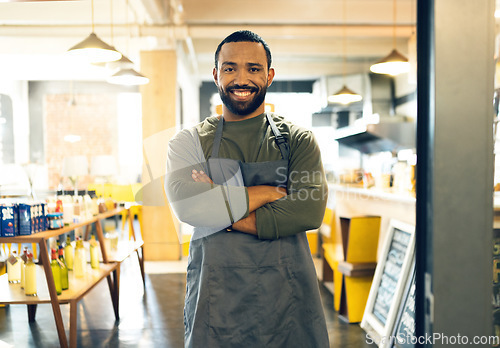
left=112, top=184, right=143, bottom=240
left=87, top=183, right=143, bottom=240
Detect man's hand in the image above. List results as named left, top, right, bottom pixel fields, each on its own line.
left=191, top=169, right=213, bottom=184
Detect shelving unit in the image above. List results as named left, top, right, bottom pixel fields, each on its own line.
left=0, top=207, right=144, bottom=348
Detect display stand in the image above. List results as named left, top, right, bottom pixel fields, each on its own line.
left=0, top=207, right=144, bottom=348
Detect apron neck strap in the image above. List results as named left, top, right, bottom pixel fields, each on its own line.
left=211, top=116, right=224, bottom=158
left=265, top=113, right=289, bottom=160
left=211, top=113, right=289, bottom=159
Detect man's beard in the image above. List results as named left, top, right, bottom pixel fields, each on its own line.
left=218, top=84, right=267, bottom=116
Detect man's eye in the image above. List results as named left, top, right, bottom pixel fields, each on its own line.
left=224, top=67, right=234, bottom=72
left=250, top=68, right=260, bottom=72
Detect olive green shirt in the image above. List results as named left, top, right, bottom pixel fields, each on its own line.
left=165, top=112, right=327, bottom=240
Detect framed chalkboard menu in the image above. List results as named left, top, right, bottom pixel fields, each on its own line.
left=361, top=219, right=415, bottom=348
left=391, top=262, right=416, bottom=348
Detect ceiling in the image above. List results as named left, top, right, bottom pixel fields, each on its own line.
left=0, top=0, right=496, bottom=82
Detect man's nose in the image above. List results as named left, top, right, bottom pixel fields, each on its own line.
left=234, top=70, right=250, bottom=85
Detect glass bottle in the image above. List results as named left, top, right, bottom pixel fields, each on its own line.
left=89, top=235, right=100, bottom=269
left=58, top=245, right=69, bottom=290
left=73, top=237, right=86, bottom=278
left=24, top=252, right=37, bottom=296
left=64, top=235, right=74, bottom=271
left=7, top=250, right=21, bottom=283
left=20, top=247, right=28, bottom=289
left=55, top=196, right=63, bottom=213
left=50, top=249, right=62, bottom=295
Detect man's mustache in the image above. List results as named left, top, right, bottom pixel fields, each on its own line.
left=227, top=85, right=258, bottom=93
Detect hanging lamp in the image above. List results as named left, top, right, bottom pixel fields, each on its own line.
left=328, top=0, right=362, bottom=105
left=370, top=0, right=410, bottom=75
left=107, top=0, right=149, bottom=86
left=328, top=85, right=363, bottom=105
left=93, top=0, right=135, bottom=70
left=107, top=68, right=149, bottom=86
left=67, top=0, right=122, bottom=63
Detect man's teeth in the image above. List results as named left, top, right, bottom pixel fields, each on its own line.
left=233, top=90, right=251, bottom=97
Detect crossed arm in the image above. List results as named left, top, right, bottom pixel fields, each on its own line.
left=191, top=169, right=286, bottom=235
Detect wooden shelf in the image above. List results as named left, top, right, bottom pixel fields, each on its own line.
left=0, top=208, right=126, bottom=244
left=107, top=240, right=144, bottom=263
left=0, top=263, right=118, bottom=305
left=0, top=207, right=143, bottom=348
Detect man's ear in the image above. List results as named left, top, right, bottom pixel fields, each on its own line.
left=267, top=68, right=275, bottom=87
left=213, top=67, right=218, bottom=86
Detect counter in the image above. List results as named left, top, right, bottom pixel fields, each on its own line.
left=327, top=184, right=416, bottom=255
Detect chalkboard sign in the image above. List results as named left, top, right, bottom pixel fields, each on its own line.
left=361, top=220, right=415, bottom=348
left=492, top=228, right=500, bottom=347
left=392, top=262, right=416, bottom=348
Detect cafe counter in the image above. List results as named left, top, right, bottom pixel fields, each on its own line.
left=327, top=184, right=416, bottom=253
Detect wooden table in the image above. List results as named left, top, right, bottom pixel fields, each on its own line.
left=0, top=207, right=144, bottom=348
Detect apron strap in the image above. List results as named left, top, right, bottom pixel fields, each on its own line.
left=211, top=117, right=225, bottom=158
left=265, top=113, right=289, bottom=160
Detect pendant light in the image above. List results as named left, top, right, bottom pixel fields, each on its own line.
left=107, top=68, right=149, bottom=85
left=107, top=0, right=149, bottom=86
left=67, top=0, right=122, bottom=63
left=93, top=0, right=134, bottom=70
left=370, top=0, right=410, bottom=75
left=328, top=0, right=362, bottom=105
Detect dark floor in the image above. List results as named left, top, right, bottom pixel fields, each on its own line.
left=0, top=257, right=375, bottom=347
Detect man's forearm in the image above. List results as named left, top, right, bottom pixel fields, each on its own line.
left=247, top=185, right=286, bottom=212
left=232, top=186, right=286, bottom=234
left=190, top=170, right=285, bottom=234
left=231, top=212, right=257, bottom=235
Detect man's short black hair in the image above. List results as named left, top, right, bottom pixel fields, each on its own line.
left=214, top=30, right=272, bottom=70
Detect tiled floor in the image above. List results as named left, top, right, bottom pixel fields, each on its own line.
left=0, top=257, right=374, bottom=347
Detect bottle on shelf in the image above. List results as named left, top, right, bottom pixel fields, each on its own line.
left=24, top=252, right=37, bottom=296
left=7, top=250, right=21, bottom=283
left=20, top=247, right=28, bottom=289
left=58, top=245, right=69, bottom=290
left=55, top=196, right=63, bottom=213
left=105, top=196, right=116, bottom=212
left=64, top=235, right=74, bottom=271
left=73, top=237, right=86, bottom=278
left=105, top=229, right=119, bottom=253
left=89, top=235, right=100, bottom=269
left=50, top=249, right=62, bottom=295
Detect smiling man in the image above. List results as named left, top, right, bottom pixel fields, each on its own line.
left=165, top=30, right=329, bottom=347
left=214, top=37, right=272, bottom=120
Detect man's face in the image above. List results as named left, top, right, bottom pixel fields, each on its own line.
left=213, top=41, right=275, bottom=119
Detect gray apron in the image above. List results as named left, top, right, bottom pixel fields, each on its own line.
left=184, top=114, right=329, bottom=348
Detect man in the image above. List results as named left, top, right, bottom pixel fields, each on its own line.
left=165, top=30, right=329, bottom=347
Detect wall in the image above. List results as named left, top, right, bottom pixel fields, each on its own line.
left=0, top=80, right=29, bottom=164
left=44, top=93, right=118, bottom=189
left=29, top=81, right=141, bottom=190
left=177, top=42, right=201, bottom=128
